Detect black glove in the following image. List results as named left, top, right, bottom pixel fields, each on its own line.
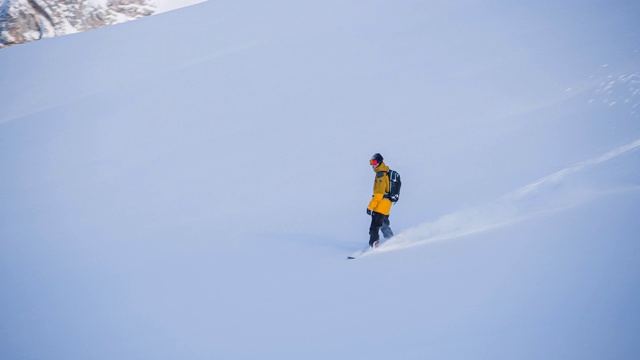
left=367, top=209, right=372, bottom=215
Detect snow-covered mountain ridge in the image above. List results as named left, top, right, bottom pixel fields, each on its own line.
left=0, top=0, right=155, bottom=47
left=0, top=0, right=204, bottom=47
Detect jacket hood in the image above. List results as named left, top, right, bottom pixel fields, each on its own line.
left=374, top=162, right=390, bottom=173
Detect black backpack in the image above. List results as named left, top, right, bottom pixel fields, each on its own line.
left=387, top=169, right=401, bottom=203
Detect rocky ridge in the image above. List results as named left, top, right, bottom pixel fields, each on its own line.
left=0, top=0, right=156, bottom=48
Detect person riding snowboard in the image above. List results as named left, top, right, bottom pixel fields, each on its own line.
left=367, top=153, right=394, bottom=248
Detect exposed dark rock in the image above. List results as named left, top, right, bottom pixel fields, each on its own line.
left=0, top=0, right=156, bottom=48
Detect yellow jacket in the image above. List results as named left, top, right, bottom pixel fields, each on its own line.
left=367, top=162, right=393, bottom=215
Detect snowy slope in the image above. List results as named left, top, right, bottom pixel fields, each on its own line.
left=1, top=1, right=640, bottom=359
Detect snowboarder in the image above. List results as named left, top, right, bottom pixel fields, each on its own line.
left=367, top=153, right=394, bottom=248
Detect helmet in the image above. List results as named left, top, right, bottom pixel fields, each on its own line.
left=370, top=153, right=384, bottom=167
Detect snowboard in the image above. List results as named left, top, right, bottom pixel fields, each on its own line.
left=347, top=240, right=383, bottom=259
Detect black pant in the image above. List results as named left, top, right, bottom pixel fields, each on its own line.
left=369, top=211, right=393, bottom=246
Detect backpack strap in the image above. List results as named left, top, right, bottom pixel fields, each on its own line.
left=377, top=171, right=390, bottom=199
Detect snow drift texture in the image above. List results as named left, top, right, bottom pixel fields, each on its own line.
left=1, top=1, right=640, bottom=359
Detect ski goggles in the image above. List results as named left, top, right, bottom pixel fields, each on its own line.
left=369, top=159, right=379, bottom=166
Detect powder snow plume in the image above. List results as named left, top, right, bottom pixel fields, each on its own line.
left=378, top=138, right=640, bottom=253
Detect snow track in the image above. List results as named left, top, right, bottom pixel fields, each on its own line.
left=379, top=139, right=640, bottom=253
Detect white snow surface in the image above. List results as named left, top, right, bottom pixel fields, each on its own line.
left=156, top=0, right=204, bottom=13
left=1, top=1, right=640, bottom=359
